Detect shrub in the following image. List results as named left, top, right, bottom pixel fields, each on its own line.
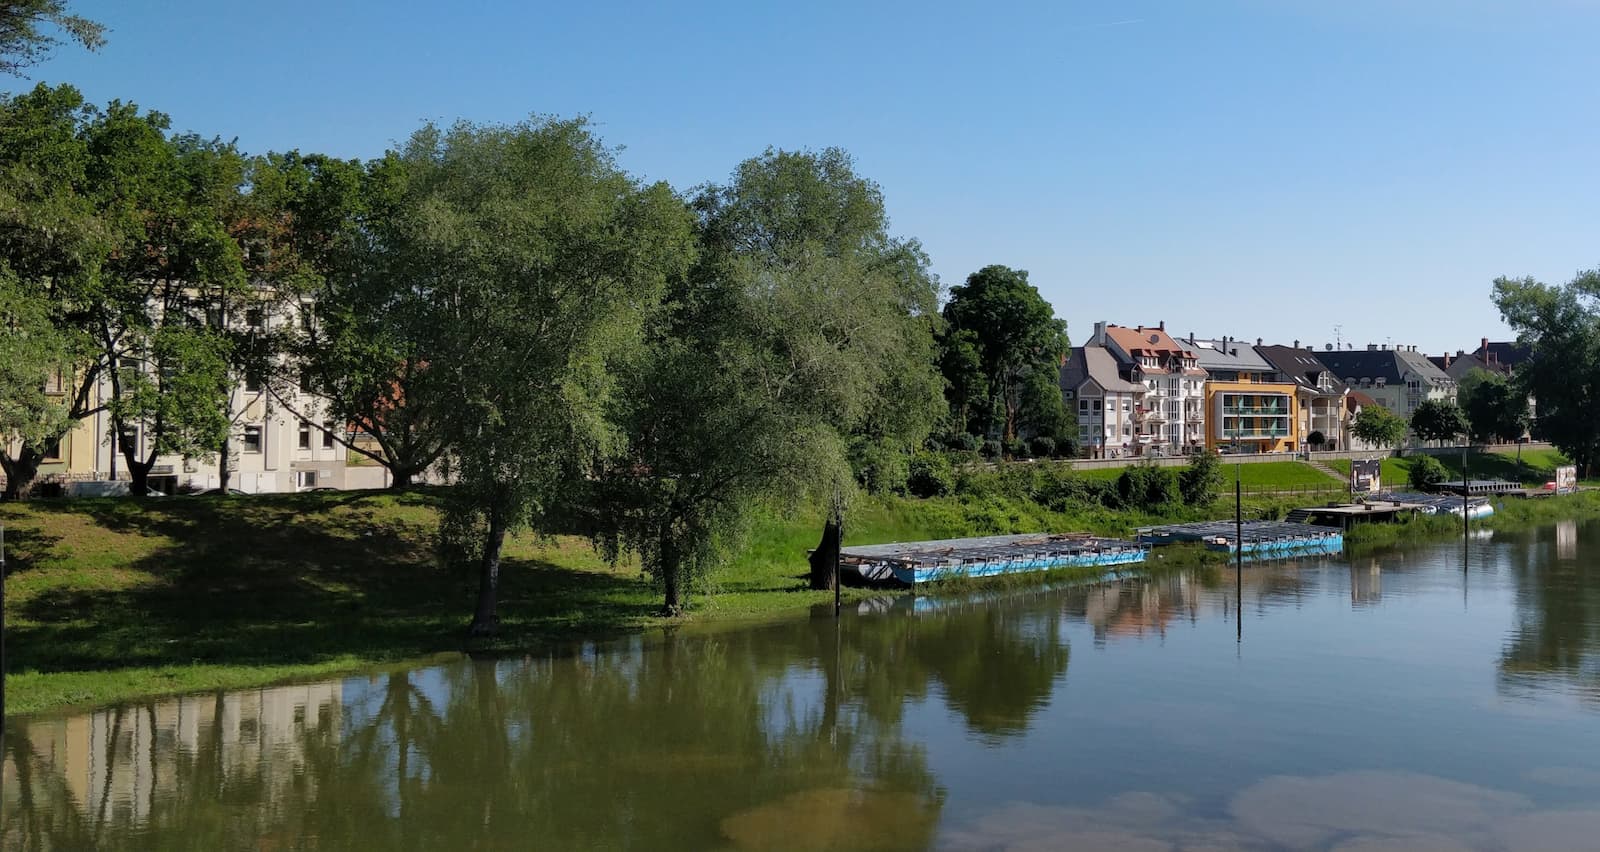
left=1409, top=455, right=1448, bottom=491
left=947, top=432, right=981, bottom=452
left=849, top=438, right=910, bottom=495
left=1178, top=449, right=1223, bottom=506
left=980, top=439, right=1003, bottom=460
left=907, top=451, right=955, bottom=498
left=1117, top=462, right=1177, bottom=511
left=1029, top=436, right=1056, bottom=458
left=1004, top=438, right=1029, bottom=459
left=1308, top=430, right=1326, bottom=449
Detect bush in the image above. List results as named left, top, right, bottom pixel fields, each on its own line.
left=1004, top=438, right=1029, bottom=459
left=1029, top=436, right=1056, bottom=458
left=907, top=451, right=955, bottom=498
left=947, top=432, right=981, bottom=452
left=1117, top=462, right=1177, bottom=511
left=980, top=439, right=1003, bottom=460
left=849, top=438, right=910, bottom=495
left=1308, top=430, right=1326, bottom=449
left=1409, top=455, right=1448, bottom=491
left=1178, top=449, right=1223, bottom=506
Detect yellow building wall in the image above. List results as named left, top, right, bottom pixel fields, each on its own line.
left=1202, top=378, right=1302, bottom=453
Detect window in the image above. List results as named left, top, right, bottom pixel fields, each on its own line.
left=40, top=436, right=63, bottom=463
left=296, top=470, right=317, bottom=489
left=116, top=424, right=138, bottom=453
left=1079, top=399, right=1090, bottom=414
left=243, top=425, right=263, bottom=453
left=299, top=368, right=315, bottom=394
left=298, top=420, right=311, bottom=449
left=43, top=368, right=67, bottom=395
left=246, top=308, right=264, bottom=329
left=245, top=368, right=262, bottom=392
left=322, top=421, right=335, bottom=449
left=1092, top=400, right=1102, bottom=413
left=299, top=307, right=315, bottom=335
left=1063, top=390, right=1074, bottom=399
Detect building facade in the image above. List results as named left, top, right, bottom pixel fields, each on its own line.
left=1177, top=335, right=1303, bottom=454
left=1095, top=322, right=1208, bottom=454
left=1060, top=345, right=1145, bottom=458
left=1256, top=344, right=1349, bottom=451
left=1315, top=345, right=1456, bottom=419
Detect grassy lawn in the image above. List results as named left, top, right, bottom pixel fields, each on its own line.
left=1, top=487, right=1289, bottom=715
left=1326, top=448, right=1573, bottom=488
left=1072, top=460, right=1342, bottom=491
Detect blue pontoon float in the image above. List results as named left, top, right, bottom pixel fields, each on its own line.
left=837, top=532, right=1149, bottom=586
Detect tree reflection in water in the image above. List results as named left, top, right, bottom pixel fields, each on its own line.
left=0, top=582, right=1084, bottom=850
left=1499, top=519, right=1600, bottom=704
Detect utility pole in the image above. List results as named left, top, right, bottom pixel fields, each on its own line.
left=1236, top=464, right=1243, bottom=642
left=2, top=524, right=7, bottom=739
left=1462, top=444, right=1469, bottom=542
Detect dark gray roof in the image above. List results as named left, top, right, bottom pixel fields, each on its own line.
left=1315, top=348, right=1454, bottom=388
left=1060, top=345, right=1141, bottom=393
left=1255, top=345, right=1348, bottom=395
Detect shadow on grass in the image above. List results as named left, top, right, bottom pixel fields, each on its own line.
left=4, top=490, right=663, bottom=678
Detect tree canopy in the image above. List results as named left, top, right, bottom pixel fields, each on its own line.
left=1409, top=398, right=1468, bottom=445
left=1457, top=367, right=1527, bottom=444
left=939, top=264, right=1069, bottom=445
left=0, top=0, right=104, bottom=76
left=1351, top=404, right=1408, bottom=450
left=1493, top=270, right=1600, bottom=474
left=593, top=148, right=941, bottom=611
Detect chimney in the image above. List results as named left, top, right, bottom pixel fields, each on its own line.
left=1368, top=344, right=1378, bottom=351
left=1093, top=321, right=1106, bottom=345
left=1293, top=339, right=1300, bottom=349
left=1256, top=337, right=1262, bottom=347
left=1480, top=336, right=1488, bottom=355
left=1159, top=320, right=1165, bottom=331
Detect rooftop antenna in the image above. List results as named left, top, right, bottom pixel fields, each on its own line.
left=1333, top=324, right=1343, bottom=351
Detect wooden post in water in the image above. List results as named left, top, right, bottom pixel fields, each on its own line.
left=1462, top=445, right=1469, bottom=542
left=2, top=524, right=7, bottom=739
left=1236, top=466, right=1243, bottom=641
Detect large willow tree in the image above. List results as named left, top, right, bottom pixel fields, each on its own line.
left=592, top=148, right=942, bottom=612
left=386, top=118, right=695, bottom=634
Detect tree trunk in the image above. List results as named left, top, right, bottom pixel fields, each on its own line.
left=661, top=526, right=683, bottom=616
left=809, top=517, right=842, bottom=591
left=468, top=512, right=507, bottom=636
left=127, top=457, right=152, bottom=498
left=217, top=435, right=232, bottom=493
left=1, top=447, right=42, bottom=501
left=389, top=467, right=413, bottom=490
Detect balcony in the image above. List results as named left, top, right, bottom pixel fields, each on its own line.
left=1223, top=405, right=1289, bottom=416
left=1224, top=428, right=1291, bottom=440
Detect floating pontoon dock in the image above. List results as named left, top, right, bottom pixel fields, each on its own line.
left=1438, top=479, right=1521, bottom=496
left=837, top=532, right=1149, bottom=586
left=1136, top=520, right=1344, bottom=558
left=1373, top=491, right=1495, bottom=519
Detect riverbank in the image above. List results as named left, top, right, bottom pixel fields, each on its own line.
left=2, top=486, right=1592, bottom=715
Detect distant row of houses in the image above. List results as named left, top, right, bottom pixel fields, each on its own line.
left=1060, top=322, right=1524, bottom=458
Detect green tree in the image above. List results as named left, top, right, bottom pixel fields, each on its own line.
left=1409, top=398, right=1469, bottom=446
left=394, top=117, right=693, bottom=633
left=1493, top=272, right=1600, bottom=473
left=1178, top=448, right=1222, bottom=506
left=1351, top=404, right=1408, bottom=450
left=1457, top=367, right=1528, bottom=444
left=1408, top=455, right=1447, bottom=491
left=940, top=264, right=1068, bottom=443
left=594, top=148, right=939, bottom=611
left=0, top=83, right=101, bottom=497
left=82, top=107, right=248, bottom=495
left=0, top=0, right=104, bottom=76
left=278, top=152, right=455, bottom=489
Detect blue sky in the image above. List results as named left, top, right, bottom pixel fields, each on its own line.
left=23, top=0, right=1600, bottom=354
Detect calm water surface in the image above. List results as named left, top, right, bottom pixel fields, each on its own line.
left=6, top=521, right=1600, bottom=850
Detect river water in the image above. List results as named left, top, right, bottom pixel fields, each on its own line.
left=5, top=521, right=1600, bottom=850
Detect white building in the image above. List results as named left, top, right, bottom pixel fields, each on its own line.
left=1060, top=345, right=1145, bottom=458
left=1094, top=322, right=1208, bottom=455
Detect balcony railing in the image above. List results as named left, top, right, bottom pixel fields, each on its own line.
left=1223, top=406, right=1289, bottom=416
left=1225, top=428, right=1290, bottom=439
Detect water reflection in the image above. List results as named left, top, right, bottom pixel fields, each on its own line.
left=9, top=526, right=1600, bottom=849
left=943, top=769, right=1600, bottom=851
left=1498, top=521, right=1600, bottom=704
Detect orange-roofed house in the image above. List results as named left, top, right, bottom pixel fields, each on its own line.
left=1092, top=321, right=1208, bottom=455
